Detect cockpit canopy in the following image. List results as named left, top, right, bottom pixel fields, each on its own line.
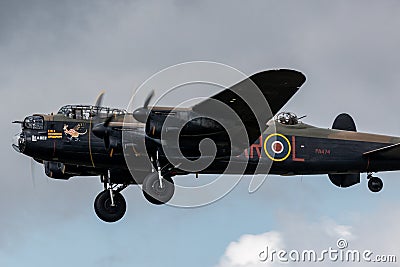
left=57, top=105, right=126, bottom=120
left=275, top=112, right=299, bottom=125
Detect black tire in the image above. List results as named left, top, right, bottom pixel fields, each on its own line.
left=142, top=172, right=175, bottom=205
left=368, top=176, right=383, bottom=193
left=94, top=190, right=126, bottom=223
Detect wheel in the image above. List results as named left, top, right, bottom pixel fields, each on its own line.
left=368, top=176, right=383, bottom=193
left=94, top=190, right=126, bottom=223
left=142, top=172, right=175, bottom=205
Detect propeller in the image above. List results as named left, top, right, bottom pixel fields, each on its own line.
left=93, top=115, right=120, bottom=153
left=90, top=90, right=109, bottom=137
left=132, top=90, right=155, bottom=123
left=90, top=92, right=115, bottom=151
left=92, top=116, right=112, bottom=139
left=90, top=90, right=105, bottom=122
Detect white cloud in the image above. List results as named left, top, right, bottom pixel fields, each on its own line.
left=216, top=207, right=400, bottom=267
left=217, top=231, right=283, bottom=267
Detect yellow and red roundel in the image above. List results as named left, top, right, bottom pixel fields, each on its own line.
left=264, top=133, right=291, bottom=161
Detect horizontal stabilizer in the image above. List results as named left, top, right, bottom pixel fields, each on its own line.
left=363, top=143, right=400, bottom=160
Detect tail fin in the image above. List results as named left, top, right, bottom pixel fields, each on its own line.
left=328, top=173, right=360, bottom=188
left=332, top=113, right=356, bottom=131
left=328, top=113, right=360, bottom=188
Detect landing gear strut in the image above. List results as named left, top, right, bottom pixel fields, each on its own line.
left=142, top=151, right=175, bottom=205
left=94, top=172, right=127, bottom=223
left=367, top=174, right=383, bottom=193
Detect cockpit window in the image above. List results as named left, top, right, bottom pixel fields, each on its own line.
left=24, top=115, right=44, bottom=130
left=276, top=112, right=299, bottom=125
left=57, top=105, right=126, bottom=120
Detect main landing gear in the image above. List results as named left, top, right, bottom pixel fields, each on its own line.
left=367, top=173, right=383, bottom=193
left=93, top=150, right=176, bottom=222
left=94, top=172, right=128, bottom=223
left=93, top=171, right=175, bottom=222
left=142, top=172, right=175, bottom=205
left=142, top=150, right=175, bottom=205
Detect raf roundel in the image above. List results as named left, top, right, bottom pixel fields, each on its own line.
left=264, top=133, right=291, bottom=161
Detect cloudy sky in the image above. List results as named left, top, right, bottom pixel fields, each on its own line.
left=2, top=0, right=400, bottom=266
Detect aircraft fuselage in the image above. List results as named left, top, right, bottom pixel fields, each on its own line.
left=14, top=114, right=400, bottom=179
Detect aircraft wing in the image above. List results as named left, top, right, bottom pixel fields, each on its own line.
left=363, top=143, right=400, bottom=160
left=192, top=69, right=306, bottom=151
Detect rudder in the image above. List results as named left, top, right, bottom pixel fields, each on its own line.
left=328, top=113, right=360, bottom=188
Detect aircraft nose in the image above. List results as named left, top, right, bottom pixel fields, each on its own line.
left=12, top=132, right=26, bottom=153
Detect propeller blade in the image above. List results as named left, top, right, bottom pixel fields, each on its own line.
left=90, top=91, right=106, bottom=122
left=132, top=90, right=155, bottom=123
left=143, top=90, right=155, bottom=109
left=94, top=90, right=105, bottom=108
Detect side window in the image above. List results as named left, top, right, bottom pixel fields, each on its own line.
left=75, top=109, right=83, bottom=120
left=83, top=110, right=90, bottom=120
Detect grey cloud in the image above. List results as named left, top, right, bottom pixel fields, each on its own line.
left=1, top=1, right=400, bottom=266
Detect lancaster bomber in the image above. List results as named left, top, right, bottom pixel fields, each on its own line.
left=12, top=69, right=399, bottom=222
